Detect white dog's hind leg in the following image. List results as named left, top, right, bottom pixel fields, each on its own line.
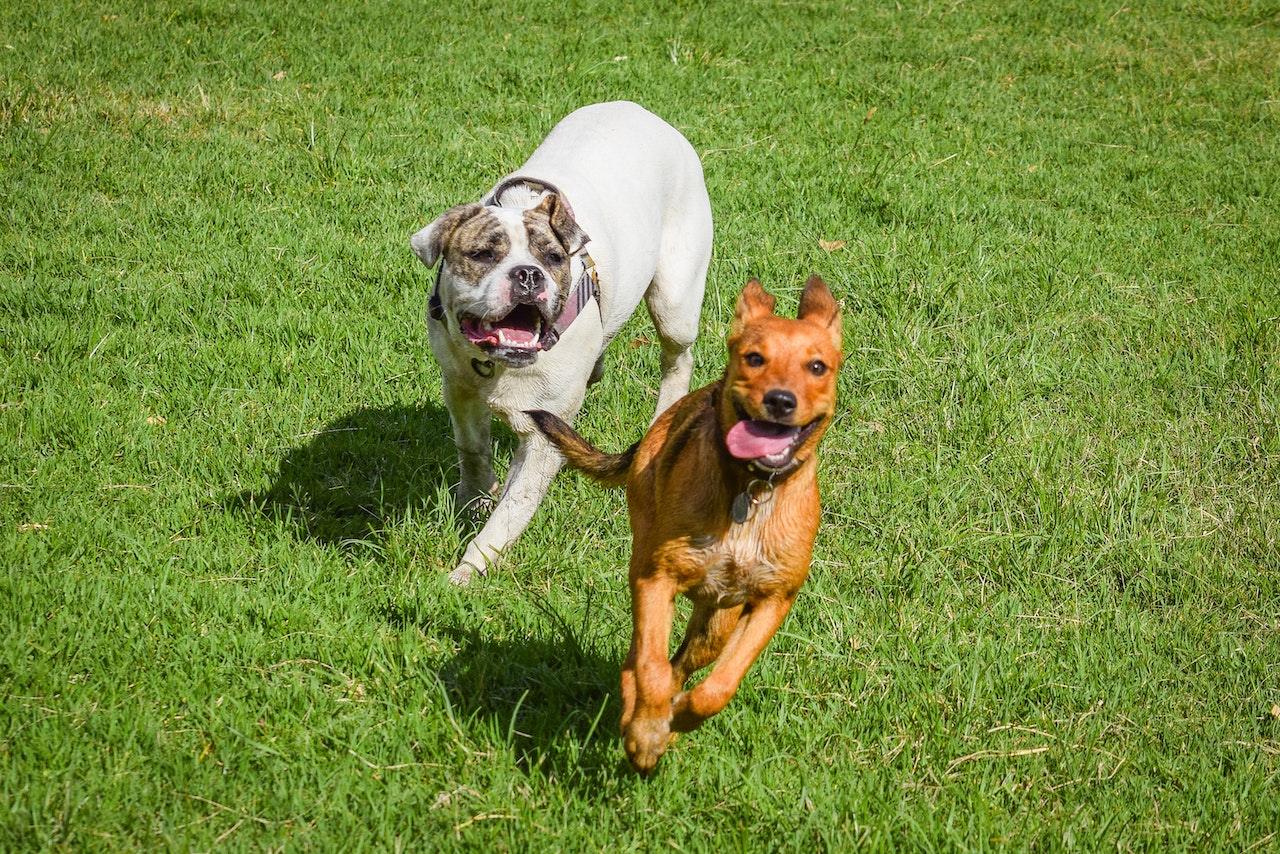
left=646, top=234, right=711, bottom=420
left=449, top=432, right=564, bottom=585
left=652, top=326, right=696, bottom=419
left=442, top=377, right=498, bottom=513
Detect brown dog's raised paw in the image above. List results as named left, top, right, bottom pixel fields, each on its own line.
left=624, top=717, right=672, bottom=775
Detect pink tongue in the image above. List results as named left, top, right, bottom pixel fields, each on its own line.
left=499, top=326, right=538, bottom=345
left=461, top=314, right=540, bottom=347
left=725, top=420, right=798, bottom=460
left=461, top=318, right=497, bottom=345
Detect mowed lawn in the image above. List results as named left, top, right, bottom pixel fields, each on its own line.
left=2, top=0, right=1278, bottom=848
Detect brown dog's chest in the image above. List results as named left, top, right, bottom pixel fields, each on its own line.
left=681, top=503, right=786, bottom=607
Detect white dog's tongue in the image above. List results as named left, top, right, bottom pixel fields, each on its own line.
left=497, top=325, right=538, bottom=346
left=462, top=306, right=543, bottom=348
left=725, top=420, right=798, bottom=460
left=461, top=318, right=538, bottom=347
left=461, top=318, right=499, bottom=346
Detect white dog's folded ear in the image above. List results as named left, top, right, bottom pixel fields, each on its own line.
left=532, top=193, right=589, bottom=255
left=410, top=203, right=483, bottom=267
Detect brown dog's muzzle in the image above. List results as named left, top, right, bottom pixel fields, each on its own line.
left=725, top=399, right=826, bottom=472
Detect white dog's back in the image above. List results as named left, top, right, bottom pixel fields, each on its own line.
left=496, top=101, right=712, bottom=339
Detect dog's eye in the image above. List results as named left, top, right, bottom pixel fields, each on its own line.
left=467, top=248, right=495, bottom=262
left=808, top=359, right=828, bottom=376
left=744, top=352, right=765, bottom=368
left=545, top=251, right=564, bottom=265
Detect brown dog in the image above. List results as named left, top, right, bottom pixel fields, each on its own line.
left=528, top=275, right=842, bottom=773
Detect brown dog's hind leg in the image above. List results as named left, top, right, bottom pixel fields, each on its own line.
left=671, top=601, right=743, bottom=689
left=670, top=594, right=795, bottom=733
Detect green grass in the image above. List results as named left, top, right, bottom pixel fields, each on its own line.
left=2, top=0, right=1278, bottom=848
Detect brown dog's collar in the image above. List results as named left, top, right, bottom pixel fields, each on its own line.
left=748, top=456, right=803, bottom=480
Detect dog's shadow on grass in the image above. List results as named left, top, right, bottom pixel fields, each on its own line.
left=227, top=403, right=515, bottom=550
left=383, top=596, right=627, bottom=788
left=231, top=403, right=629, bottom=783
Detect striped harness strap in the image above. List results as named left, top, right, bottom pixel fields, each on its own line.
left=540, top=254, right=598, bottom=350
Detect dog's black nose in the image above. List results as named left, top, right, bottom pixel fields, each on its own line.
left=509, top=266, right=544, bottom=300
left=763, top=389, right=797, bottom=419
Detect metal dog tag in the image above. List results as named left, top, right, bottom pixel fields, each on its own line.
left=731, top=491, right=752, bottom=524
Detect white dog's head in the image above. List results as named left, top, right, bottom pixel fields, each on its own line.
left=410, top=194, right=589, bottom=367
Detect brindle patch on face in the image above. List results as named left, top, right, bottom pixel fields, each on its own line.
left=521, top=209, right=572, bottom=295
left=442, top=209, right=511, bottom=284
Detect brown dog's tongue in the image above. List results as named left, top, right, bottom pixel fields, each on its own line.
left=725, top=420, right=798, bottom=460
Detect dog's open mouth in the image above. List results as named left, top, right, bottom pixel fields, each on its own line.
left=725, top=408, right=822, bottom=471
left=460, top=304, right=547, bottom=352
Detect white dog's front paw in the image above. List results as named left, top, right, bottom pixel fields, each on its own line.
left=449, top=545, right=492, bottom=586
left=448, top=562, right=483, bottom=586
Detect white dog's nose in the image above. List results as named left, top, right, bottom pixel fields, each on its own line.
left=509, top=265, right=545, bottom=301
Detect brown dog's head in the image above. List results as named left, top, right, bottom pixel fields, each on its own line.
left=720, top=275, right=842, bottom=474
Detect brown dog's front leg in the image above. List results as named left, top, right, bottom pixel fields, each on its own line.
left=621, top=575, right=677, bottom=774
left=670, top=594, right=795, bottom=733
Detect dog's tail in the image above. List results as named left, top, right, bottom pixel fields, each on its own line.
left=525, top=410, right=635, bottom=487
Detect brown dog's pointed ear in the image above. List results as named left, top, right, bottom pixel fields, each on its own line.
left=410, top=203, right=483, bottom=267
left=730, top=278, right=777, bottom=338
left=532, top=193, right=590, bottom=255
left=798, top=274, right=842, bottom=347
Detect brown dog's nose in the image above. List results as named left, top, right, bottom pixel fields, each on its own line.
left=509, top=265, right=545, bottom=301
left=763, top=389, right=797, bottom=419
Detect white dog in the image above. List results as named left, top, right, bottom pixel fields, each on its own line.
left=410, top=101, right=713, bottom=584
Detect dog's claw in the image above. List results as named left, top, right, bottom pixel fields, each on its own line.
left=465, top=498, right=494, bottom=525
left=455, top=488, right=496, bottom=521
